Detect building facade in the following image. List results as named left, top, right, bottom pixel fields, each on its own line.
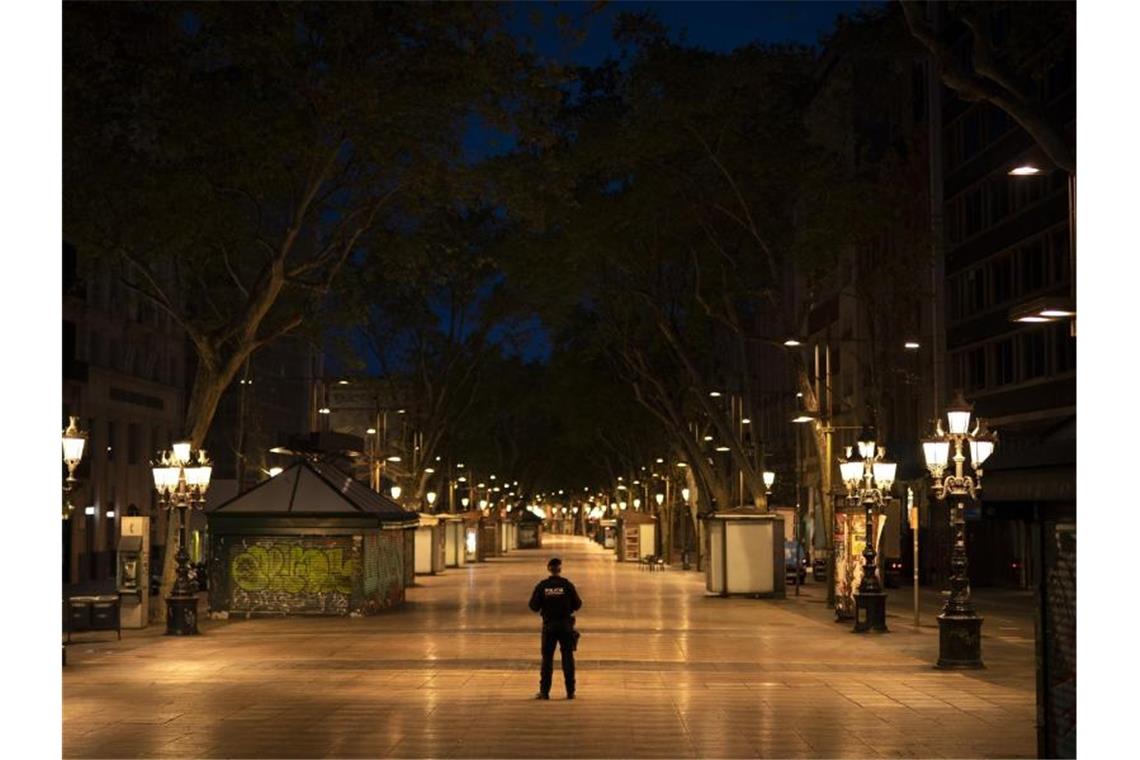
left=936, top=8, right=1076, bottom=588
left=62, top=243, right=187, bottom=584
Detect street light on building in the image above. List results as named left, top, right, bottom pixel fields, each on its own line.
left=1007, top=162, right=1076, bottom=332
left=838, top=425, right=895, bottom=633
left=151, top=441, right=212, bottom=635
left=922, top=390, right=997, bottom=668
left=390, top=485, right=402, bottom=501
left=762, top=470, right=775, bottom=494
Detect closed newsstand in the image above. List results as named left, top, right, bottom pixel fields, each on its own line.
left=207, top=459, right=418, bottom=617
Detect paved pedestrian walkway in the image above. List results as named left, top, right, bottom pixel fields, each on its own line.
left=63, top=536, right=1035, bottom=758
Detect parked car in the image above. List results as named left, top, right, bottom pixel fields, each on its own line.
left=784, top=541, right=807, bottom=584
left=812, top=558, right=828, bottom=582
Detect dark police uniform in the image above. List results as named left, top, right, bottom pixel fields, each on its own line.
left=528, top=567, right=582, bottom=698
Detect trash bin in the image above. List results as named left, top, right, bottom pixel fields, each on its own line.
left=68, top=596, right=94, bottom=632
left=67, top=595, right=121, bottom=642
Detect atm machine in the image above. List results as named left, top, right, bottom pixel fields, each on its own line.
left=117, top=516, right=150, bottom=628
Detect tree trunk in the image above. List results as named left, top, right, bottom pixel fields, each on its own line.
left=152, top=350, right=250, bottom=623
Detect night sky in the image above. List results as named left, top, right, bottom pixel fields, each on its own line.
left=521, top=0, right=879, bottom=65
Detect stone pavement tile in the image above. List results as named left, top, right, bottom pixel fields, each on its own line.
left=64, top=536, right=1035, bottom=759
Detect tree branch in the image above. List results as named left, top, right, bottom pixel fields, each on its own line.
left=900, top=1, right=1074, bottom=173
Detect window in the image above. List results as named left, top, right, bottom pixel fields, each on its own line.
left=945, top=125, right=961, bottom=172
left=128, top=423, right=140, bottom=465
left=951, top=352, right=966, bottom=392
left=987, top=176, right=1010, bottom=225
left=1020, top=330, right=1047, bottom=380
left=964, top=268, right=987, bottom=313
left=968, top=347, right=987, bottom=390
left=106, top=421, right=116, bottom=462
left=1020, top=240, right=1046, bottom=293
left=964, top=188, right=984, bottom=237
left=1046, top=50, right=1075, bottom=100
left=945, top=197, right=963, bottom=244
left=1011, top=174, right=1047, bottom=213
left=994, top=340, right=1015, bottom=385
left=947, top=278, right=962, bottom=321
left=1051, top=227, right=1071, bottom=284
left=991, top=254, right=1014, bottom=305
left=1053, top=323, right=1076, bottom=373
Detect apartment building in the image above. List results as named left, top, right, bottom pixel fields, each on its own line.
left=793, top=7, right=939, bottom=566
left=62, top=243, right=187, bottom=583
left=938, top=15, right=1075, bottom=588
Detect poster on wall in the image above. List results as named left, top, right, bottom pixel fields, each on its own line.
left=834, top=509, right=886, bottom=620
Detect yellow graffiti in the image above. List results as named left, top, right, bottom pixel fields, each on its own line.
left=231, top=544, right=357, bottom=595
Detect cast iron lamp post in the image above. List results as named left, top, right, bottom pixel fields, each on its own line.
left=62, top=416, right=87, bottom=516
left=62, top=417, right=88, bottom=665
left=922, top=390, right=996, bottom=668
left=152, top=442, right=212, bottom=635
left=838, top=425, right=896, bottom=633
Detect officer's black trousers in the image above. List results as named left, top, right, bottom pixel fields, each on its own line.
left=539, top=620, right=575, bottom=696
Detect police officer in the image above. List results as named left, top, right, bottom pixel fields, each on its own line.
left=528, top=557, right=582, bottom=700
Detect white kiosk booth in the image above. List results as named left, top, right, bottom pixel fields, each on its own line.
left=703, top=508, right=785, bottom=598
left=442, top=514, right=467, bottom=568
left=617, top=511, right=658, bottom=561
left=415, top=513, right=446, bottom=575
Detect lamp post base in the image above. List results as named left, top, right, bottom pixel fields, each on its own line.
left=936, top=613, right=984, bottom=669
left=853, top=591, right=889, bottom=633
left=165, top=594, right=199, bottom=636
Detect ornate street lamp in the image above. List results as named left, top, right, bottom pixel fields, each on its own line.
left=762, top=470, right=776, bottom=494
left=838, top=424, right=896, bottom=633
left=922, top=390, right=997, bottom=669
left=62, top=417, right=88, bottom=517
left=152, top=441, right=212, bottom=635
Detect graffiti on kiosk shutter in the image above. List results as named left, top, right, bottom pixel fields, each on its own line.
left=229, top=537, right=358, bottom=614
left=377, top=531, right=404, bottom=600
left=363, top=533, right=380, bottom=595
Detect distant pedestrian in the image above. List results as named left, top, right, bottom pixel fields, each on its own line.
left=528, top=557, right=582, bottom=700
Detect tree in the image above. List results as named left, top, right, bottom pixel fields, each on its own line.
left=64, top=2, right=559, bottom=616
left=900, top=0, right=1075, bottom=173
left=511, top=33, right=820, bottom=512
left=341, top=207, right=532, bottom=503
